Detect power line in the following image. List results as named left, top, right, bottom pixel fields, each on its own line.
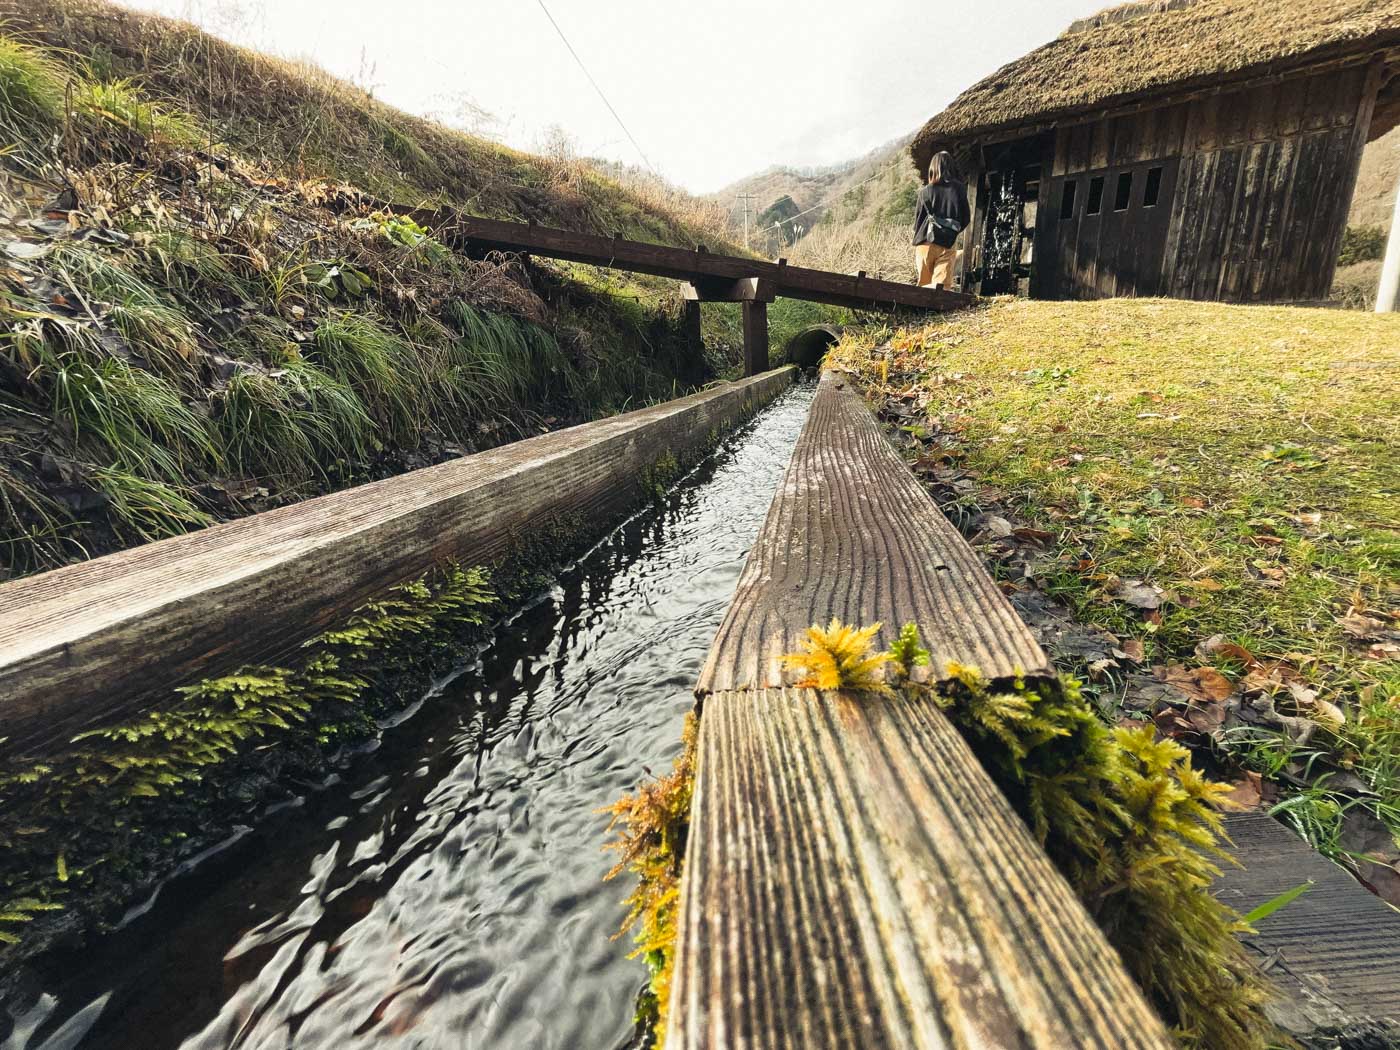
left=533, top=0, right=657, bottom=176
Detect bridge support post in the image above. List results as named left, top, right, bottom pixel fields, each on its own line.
left=742, top=300, right=768, bottom=377
left=683, top=300, right=703, bottom=357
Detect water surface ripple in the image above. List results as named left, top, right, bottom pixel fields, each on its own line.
left=4, top=382, right=815, bottom=1050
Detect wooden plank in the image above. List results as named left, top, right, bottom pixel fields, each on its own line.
left=742, top=301, right=770, bottom=377
left=1246, top=138, right=1297, bottom=300
left=696, top=372, right=1049, bottom=695
left=1218, top=141, right=1271, bottom=300
left=426, top=214, right=972, bottom=314
left=1191, top=148, right=1242, bottom=300
left=668, top=686, right=1176, bottom=1049
left=0, top=369, right=796, bottom=757
left=1216, top=812, right=1400, bottom=1018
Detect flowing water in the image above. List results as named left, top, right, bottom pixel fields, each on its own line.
left=3, top=382, right=815, bottom=1050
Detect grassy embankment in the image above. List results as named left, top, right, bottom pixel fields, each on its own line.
left=0, top=0, right=789, bottom=971
left=0, top=1, right=771, bottom=579
left=830, top=299, right=1400, bottom=897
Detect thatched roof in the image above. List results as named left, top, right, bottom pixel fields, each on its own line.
left=912, top=0, right=1400, bottom=168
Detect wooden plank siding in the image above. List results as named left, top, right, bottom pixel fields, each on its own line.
left=1006, top=61, right=1382, bottom=302
left=670, top=373, right=1173, bottom=1047
left=0, top=369, right=795, bottom=758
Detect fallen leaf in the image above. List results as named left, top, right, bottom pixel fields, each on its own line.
left=1183, top=578, right=1224, bottom=592
left=1185, top=698, right=1227, bottom=733
left=1112, top=578, right=1163, bottom=610
left=1182, top=497, right=1206, bottom=509
left=1121, top=639, right=1145, bottom=662
left=1251, top=535, right=1285, bottom=547
left=1366, top=643, right=1400, bottom=662
left=983, top=515, right=1013, bottom=538
left=1013, top=526, right=1054, bottom=544
left=1165, top=665, right=1234, bottom=702
left=1338, top=612, right=1387, bottom=640
left=1219, top=771, right=1263, bottom=812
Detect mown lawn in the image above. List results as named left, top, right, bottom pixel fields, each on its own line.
left=830, top=298, right=1400, bottom=876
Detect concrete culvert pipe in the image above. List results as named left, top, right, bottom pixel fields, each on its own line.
left=784, top=324, right=841, bottom=369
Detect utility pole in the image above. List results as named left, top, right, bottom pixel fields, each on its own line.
left=736, top=193, right=757, bottom=250
left=1376, top=170, right=1400, bottom=313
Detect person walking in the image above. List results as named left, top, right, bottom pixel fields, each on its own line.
left=913, top=151, right=971, bottom=290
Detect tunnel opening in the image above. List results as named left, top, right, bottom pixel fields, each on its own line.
left=784, top=325, right=840, bottom=369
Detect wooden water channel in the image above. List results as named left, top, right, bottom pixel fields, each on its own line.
left=3, top=362, right=1398, bottom=1038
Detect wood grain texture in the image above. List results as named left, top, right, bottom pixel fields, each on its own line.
left=379, top=209, right=973, bottom=314
left=0, top=369, right=794, bottom=757
left=1217, top=812, right=1400, bottom=1020
left=667, top=687, right=1175, bottom=1049
left=696, top=372, right=1050, bottom=694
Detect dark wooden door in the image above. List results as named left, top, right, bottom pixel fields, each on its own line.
left=1038, top=158, right=1179, bottom=298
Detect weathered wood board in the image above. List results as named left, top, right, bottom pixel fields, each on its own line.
left=0, top=369, right=794, bottom=757
left=668, top=687, right=1175, bottom=1049
left=384, top=209, right=973, bottom=314
left=1217, top=811, right=1400, bottom=1021
left=671, top=372, right=1172, bottom=1047
left=697, top=371, right=1050, bottom=694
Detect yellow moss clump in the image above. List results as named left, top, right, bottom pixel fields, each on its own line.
left=603, top=711, right=699, bottom=1047
left=781, top=618, right=890, bottom=692
left=933, top=657, right=1275, bottom=1050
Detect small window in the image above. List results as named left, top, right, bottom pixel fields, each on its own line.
left=1059, top=180, right=1078, bottom=220
left=1114, top=171, right=1133, bottom=211
left=1086, top=176, right=1105, bottom=216
left=1143, top=166, right=1164, bottom=207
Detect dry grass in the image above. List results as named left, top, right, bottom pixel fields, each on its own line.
left=5, top=0, right=736, bottom=251
left=830, top=297, right=1400, bottom=862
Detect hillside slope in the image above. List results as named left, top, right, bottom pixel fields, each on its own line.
left=0, top=1, right=737, bottom=581
left=4, top=0, right=730, bottom=249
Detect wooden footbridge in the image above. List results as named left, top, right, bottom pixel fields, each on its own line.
left=2, top=365, right=1398, bottom=1042
left=374, top=205, right=972, bottom=375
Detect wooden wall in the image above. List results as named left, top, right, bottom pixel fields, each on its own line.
left=1025, top=63, right=1380, bottom=302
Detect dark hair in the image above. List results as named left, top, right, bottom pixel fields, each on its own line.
left=928, top=151, right=959, bottom=185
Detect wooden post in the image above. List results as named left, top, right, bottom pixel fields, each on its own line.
left=683, top=300, right=703, bottom=356
left=1377, top=170, right=1400, bottom=314
left=742, top=300, right=768, bottom=377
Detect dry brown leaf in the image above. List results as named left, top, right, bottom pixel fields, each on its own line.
left=1338, top=612, right=1388, bottom=640
left=1219, top=771, right=1263, bottom=812
left=1121, top=639, right=1145, bottom=662
left=1165, top=665, right=1234, bottom=702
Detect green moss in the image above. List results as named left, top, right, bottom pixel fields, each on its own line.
left=920, top=652, right=1275, bottom=1049
left=604, top=711, right=698, bottom=1048
left=0, top=563, right=496, bottom=956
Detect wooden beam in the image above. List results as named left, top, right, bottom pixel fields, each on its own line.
left=697, top=372, right=1050, bottom=694
left=0, top=370, right=796, bottom=758
left=681, top=277, right=776, bottom=302
left=408, top=212, right=970, bottom=313
left=669, top=372, right=1173, bottom=1048
left=741, top=301, right=769, bottom=377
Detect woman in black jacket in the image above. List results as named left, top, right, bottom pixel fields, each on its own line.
left=912, top=151, right=971, bottom=290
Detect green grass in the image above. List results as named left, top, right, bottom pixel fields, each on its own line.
left=831, top=298, right=1400, bottom=854
left=311, top=311, right=424, bottom=443
left=0, top=36, right=67, bottom=172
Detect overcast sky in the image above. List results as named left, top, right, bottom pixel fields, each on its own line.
left=126, top=0, right=1106, bottom=193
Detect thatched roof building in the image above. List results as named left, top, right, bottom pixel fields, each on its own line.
left=912, top=0, right=1400, bottom=302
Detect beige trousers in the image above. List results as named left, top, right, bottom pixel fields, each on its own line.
left=915, top=242, right=958, bottom=289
